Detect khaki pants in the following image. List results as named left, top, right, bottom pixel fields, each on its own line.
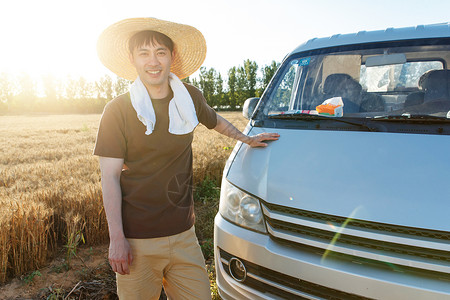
left=117, top=226, right=211, bottom=300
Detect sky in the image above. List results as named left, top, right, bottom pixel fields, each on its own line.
left=1, top=0, right=449, bottom=82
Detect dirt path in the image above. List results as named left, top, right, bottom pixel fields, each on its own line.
left=0, top=243, right=217, bottom=299
left=0, top=244, right=119, bottom=299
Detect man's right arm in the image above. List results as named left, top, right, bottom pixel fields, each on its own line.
left=99, top=156, right=133, bottom=275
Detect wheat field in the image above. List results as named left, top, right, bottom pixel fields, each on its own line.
left=0, top=112, right=247, bottom=284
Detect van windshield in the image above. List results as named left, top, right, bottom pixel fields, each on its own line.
left=260, top=43, right=450, bottom=120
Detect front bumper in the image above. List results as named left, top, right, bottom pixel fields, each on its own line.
left=214, top=213, right=450, bottom=300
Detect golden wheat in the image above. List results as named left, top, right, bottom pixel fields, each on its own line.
left=0, top=112, right=247, bottom=283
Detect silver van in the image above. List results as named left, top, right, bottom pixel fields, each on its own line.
left=214, top=23, right=450, bottom=299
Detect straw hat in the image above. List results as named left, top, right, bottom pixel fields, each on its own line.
left=97, top=17, right=207, bottom=80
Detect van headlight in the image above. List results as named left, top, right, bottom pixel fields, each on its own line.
left=219, top=179, right=267, bottom=233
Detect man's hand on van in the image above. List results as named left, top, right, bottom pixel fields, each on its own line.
left=214, top=114, right=279, bottom=147
left=246, top=132, right=280, bottom=147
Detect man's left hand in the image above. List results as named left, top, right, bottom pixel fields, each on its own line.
left=247, top=132, right=280, bottom=148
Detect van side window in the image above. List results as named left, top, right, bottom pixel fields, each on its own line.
left=264, top=63, right=299, bottom=114
left=360, top=61, right=443, bottom=92
left=360, top=61, right=443, bottom=111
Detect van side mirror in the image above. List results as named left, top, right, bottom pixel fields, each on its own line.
left=242, top=97, right=260, bottom=119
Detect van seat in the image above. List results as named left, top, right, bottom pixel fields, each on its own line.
left=360, top=93, right=385, bottom=112
left=322, top=73, right=362, bottom=113
left=404, top=92, right=424, bottom=107
left=420, top=69, right=450, bottom=102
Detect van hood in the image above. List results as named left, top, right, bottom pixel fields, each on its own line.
left=226, top=127, right=450, bottom=232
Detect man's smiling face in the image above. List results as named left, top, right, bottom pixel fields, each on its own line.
left=129, top=41, right=173, bottom=94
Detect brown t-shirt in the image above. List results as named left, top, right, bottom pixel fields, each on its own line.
left=93, top=83, right=217, bottom=238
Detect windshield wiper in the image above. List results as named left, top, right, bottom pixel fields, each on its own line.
left=371, top=114, right=450, bottom=123
left=268, top=113, right=375, bottom=131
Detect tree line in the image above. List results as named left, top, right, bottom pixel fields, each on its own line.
left=0, top=59, right=279, bottom=114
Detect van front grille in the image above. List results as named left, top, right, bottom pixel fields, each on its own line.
left=219, top=248, right=372, bottom=300
left=262, top=201, right=450, bottom=276
left=267, top=218, right=450, bottom=262
left=263, top=201, right=450, bottom=241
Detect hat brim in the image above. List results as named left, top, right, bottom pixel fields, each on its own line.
left=97, top=18, right=206, bottom=80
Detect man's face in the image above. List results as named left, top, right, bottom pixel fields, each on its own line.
left=129, top=41, right=173, bottom=92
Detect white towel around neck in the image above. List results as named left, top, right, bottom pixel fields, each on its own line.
left=129, top=73, right=199, bottom=135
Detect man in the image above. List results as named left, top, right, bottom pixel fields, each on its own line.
left=94, top=17, right=279, bottom=299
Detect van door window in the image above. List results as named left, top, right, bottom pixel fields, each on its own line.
left=263, top=62, right=300, bottom=114
left=360, top=61, right=443, bottom=93
left=360, top=61, right=443, bottom=112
